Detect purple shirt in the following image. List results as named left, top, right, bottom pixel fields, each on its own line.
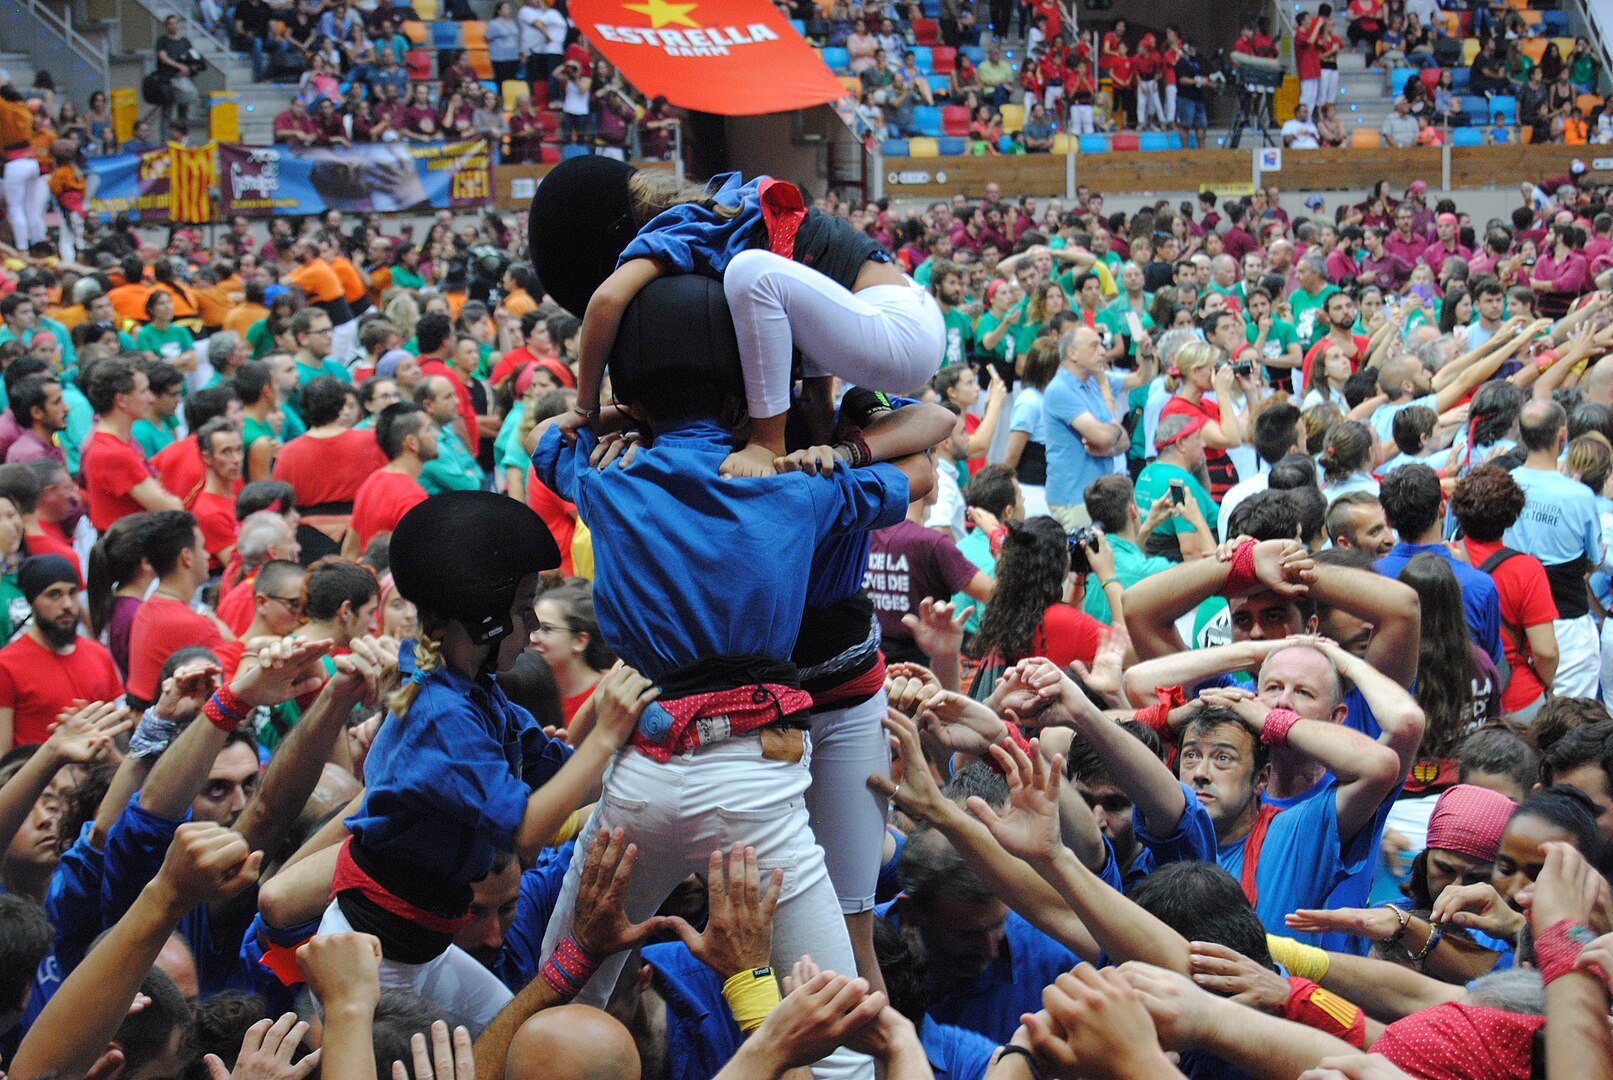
left=1358, top=250, right=1413, bottom=291
left=1421, top=239, right=1473, bottom=269
left=1383, top=230, right=1427, bottom=265
left=5, top=428, right=64, bottom=466
left=0, top=412, right=23, bottom=463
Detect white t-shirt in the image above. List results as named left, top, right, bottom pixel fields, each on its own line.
left=1281, top=119, right=1320, bottom=149
left=924, top=460, right=967, bottom=542
left=540, top=7, right=567, bottom=54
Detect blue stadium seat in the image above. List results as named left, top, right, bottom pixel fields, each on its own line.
left=921, top=0, right=940, bottom=16
left=789, top=18, right=805, bottom=34
left=1391, top=67, right=1415, bottom=95
left=1489, top=94, right=1516, bottom=122
left=1166, top=131, right=1183, bottom=149
left=881, top=138, right=910, bottom=156
left=1078, top=133, right=1108, bottom=152
left=560, top=143, right=593, bottom=159
left=913, top=105, right=943, bottom=136
left=1542, top=11, right=1568, bottom=34
left=1449, top=66, right=1470, bottom=90
left=1451, top=127, right=1485, bottom=146
left=961, top=45, right=986, bottom=65
left=1459, top=94, right=1487, bottom=116
left=927, top=75, right=949, bottom=96
left=938, top=135, right=967, bottom=154
left=1139, top=131, right=1170, bottom=151
left=912, top=46, right=932, bottom=71
left=821, top=46, right=850, bottom=71
left=429, top=20, right=462, bottom=48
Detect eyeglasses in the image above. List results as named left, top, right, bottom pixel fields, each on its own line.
left=263, top=595, right=301, bottom=608
left=533, top=621, right=573, bottom=636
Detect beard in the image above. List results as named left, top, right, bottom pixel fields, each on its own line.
left=36, top=616, right=78, bottom=650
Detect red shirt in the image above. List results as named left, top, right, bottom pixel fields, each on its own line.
left=1162, top=395, right=1239, bottom=498
left=526, top=467, right=577, bottom=576
left=217, top=572, right=257, bottom=636
left=418, top=359, right=479, bottom=446
left=125, top=596, right=225, bottom=703
left=1301, top=333, right=1370, bottom=390
left=193, top=489, right=239, bottom=571
left=0, top=634, right=123, bottom=746
left=1029, top=603, right=1103, bottom=669
left=272, top=430, right=387, bottom=508
left=1463, top=537, right=1559, bottom=712
left=152, top=437, right=205, bottom=506
left=352, top=469, right=428, bottom=549
left=561, top=685, right=594, bottom=727
left=82, top=430, right=155, bottom=531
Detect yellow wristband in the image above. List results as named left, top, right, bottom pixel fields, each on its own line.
left=721, top=967, right=781, bottom=1033
left=550, top=810, right=584, bottom=847
left=1267, top=934, right=1330, bottom=982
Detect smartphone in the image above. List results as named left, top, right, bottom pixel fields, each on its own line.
left=1125, top=311, right=1145, bottom=341
left=1169, top=480, right=1186, bottom=506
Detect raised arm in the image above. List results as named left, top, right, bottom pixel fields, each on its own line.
left=0, top=703, right=130, bottom=857
left=575, top=257, right=665, bottom=415
left=1307, top=563, right=1421, bottom=688
left=1123, top=539, right=1314, bottom=662
left=1311, top=638, right=1426, bottom=785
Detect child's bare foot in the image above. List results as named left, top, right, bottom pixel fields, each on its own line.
left=719, top=443, right=780, bottom=479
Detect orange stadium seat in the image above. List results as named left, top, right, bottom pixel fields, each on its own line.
left=467, top=48, right=493, bottom=79
left=1351, top=128, right=1381, bottom=147
left=462, top=21, right=486, bottom=49
left=402, top=20, right=428, bottom=43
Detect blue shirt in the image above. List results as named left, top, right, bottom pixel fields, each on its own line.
left=1128, top=780, right=1222, bottom=886
left=806, top=391, right=915, bottom=609
left=642, top=941, right=744, bottom=1080
left=1377, top=542, right=1504, bottom=668
left=618, top=172, right=766, bottom=277
left=346, top=656, right=572, bottom=883
left=533, top=421, right=908, bottom=679
left=494, top=842, right=573, bottom=991
left=920, top=1016, right=997, bottom=1080
left=1505, top=465, right=1602, bottom=568
left=1370, top=393, right=1436, bottom=446
left=1042, top=367, right=1125, bottom=506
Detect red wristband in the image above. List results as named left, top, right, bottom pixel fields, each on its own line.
left=985, top=721, right=1033, bottom=774
left=1133, top=684, right=1186, bottom=739
left=988, top=526, right=1009, bottom=558
left=539, top=934, right=602, bottom=998
left=215, top=682, right=249, bottom=718
left=1220, top=540, right=1259, bottom=597
left=1260, top=707, right=1302, bottom=748
left=1535, top=919, right=1597, bottom=985
left=203, top=694, right=243, bottom=733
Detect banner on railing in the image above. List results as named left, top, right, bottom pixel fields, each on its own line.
left=217, top=138, right=494, bottom=216
left=85, top=146, right=173, bottom=223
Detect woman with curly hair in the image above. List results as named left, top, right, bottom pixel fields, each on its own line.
left=1452, top=463, right=1559, bottom=721
left=968, top=517, right=1113, bottom=681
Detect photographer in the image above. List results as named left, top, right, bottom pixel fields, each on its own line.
left=153, top=15, right=201, bottom=133
left=556, top=57, right=593, bottom=146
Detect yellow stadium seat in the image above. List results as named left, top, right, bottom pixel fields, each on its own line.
left=908, top=136, right=940, bottom=157
left=412, top=0, right=438, bottom=20
left=999, top=102, right=1024, bottom=133
left=502, top=79, right=527, bottom=110
left=402, top=20, right=428, bottom=43
left=1522, top=38, right=1547, bottom=63
left=1051, top=132, right=1074, bottom=153
left=1350, top=128, right=1381, bottom=147
left=1554, top=37, right=1577, bottom=57
left=1462, top=38, right=1481, bottom=64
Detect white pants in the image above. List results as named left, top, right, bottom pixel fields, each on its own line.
left=330, top=317, right=359, bottom=371
left=724, top=248, right=944, bottom=418
left=1068, top=104, right=1095, bottom=134
left=1598, top=617, right=1613, bottom=709
left=1553, top=613, right=1601, bottom=698
left=3, top=156, right=47, bottom=250
left=317, top=899, right=513, bottom=1034
left=1163, top=84, right=1178, bottom=127
left=1136, top=81, right=1164, bottom=127
left=1299, top=77, right=1320, bottom=111
left=1319, top=68, right=1340, bottom=107
left=808, top=692, right=891, bottom=915
left=539, top=734, right=873, bottom=1080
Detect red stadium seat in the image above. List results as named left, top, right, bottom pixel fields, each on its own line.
left=930, top=46, right=956, bottom=74
left=1111, top=132, right=1140, bottom=151
left=912, top=17, right=939, bottom=43
left=404, top=49, right=434, bottom=79
left=941, top=104, right=969, bottom=134
left=536, top=111, right=559, bottom=138
left=539, top=144, right=560, bottom=162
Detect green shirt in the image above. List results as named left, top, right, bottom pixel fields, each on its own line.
left=390, top=268, right=425, bottom=290
left=495, top=403, right=530, bottom=474
left=132, top=415, right=181, bottom=459
left=419, top=423, right=484, bottom=494
left=134, top=323, right=195, bottom=364
left=978, top=58, right=1013, bottom=86
left=1245, top=317, right=1301, bottom=374
left=0, top=572, right=24, bottom=643
left=246, top=318, right=275, bottom=359
left=1081, top=534, right=1173, bottom=625
left=1134, top=460, right=1218, bottom=539
left=975, top=310, right=1018, bottom=367
left=950, top=526, right=994, bottom=635
left=941, top=307, right=975, bottom=368
left=296, top=357, right=353, bottom=386
left=1287, top=284, right=1340, bottom=346
left=62, top=383, right=93, bottom=475
left=1102, top=295, right=1155, bottom=360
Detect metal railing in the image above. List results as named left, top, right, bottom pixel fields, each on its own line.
left=14, top=0, right=110, bottom=95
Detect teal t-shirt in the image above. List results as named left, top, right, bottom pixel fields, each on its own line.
left=1134, top=460, right=1218, bottom=539
left=61, top=383, right=94, bottom=475
left=132, top=415, right=181, bottom=459
left=494, top=404, right=530, bottom=475
left=419, top=423, right=484, bottom=494
left=295, top=357, right=353, bottom=386
left=941, top=307, right=975, bottom=368
left=134, top=323, right=195, bottom=363
left=1081, top=534, right=1173, bottom=625
left=950, top=527, right=994, bottom=635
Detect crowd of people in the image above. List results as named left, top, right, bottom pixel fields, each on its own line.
left=2, top=136, right=1613, bottom=1080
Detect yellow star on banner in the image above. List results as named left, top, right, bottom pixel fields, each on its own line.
left=623, top=0, right=700, bottom=27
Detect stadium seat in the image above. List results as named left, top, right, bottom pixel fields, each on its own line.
left=1350, top=128, right=1381, bottom=147
left=912, top=17, right=939, bottom=44
left=1542, top=11, right=1569, bottom=34
left=805, top=19, right=831, bottom=42
left=1166, top=131, right=1183, bottom=149
left=921, top=0, right=940, bottom=16
left=938, top=135, right=967, bottom=154
left=405, top=49, right=433, bottom=79
left=908, top=136, right=940, bottom=157
left=461, top=20, right=485, bottom=49
left=881, top=138, right=910, bottom=156
left=961, top=45, right=986, bottom=66
left=838, top=75, right=861, bottom=95
left=467, top=48, right=492, bottom=79
left=560, top=143, right=592, bottom=159
left=1459, top=95, right=1487, bottom=116
left=1449, top=66, right=1470, bottom=89
left=789, top=18, right=805, bottom=34
left=1580, top=93, right=1605, bottom=115
left=501, top=80, right=526, bottom=110
left=479, top=80, right=497, bottom=94
left=1520, top=125, right=1533, bottom=144
left=430, top=20, right=462, bottom=49
left=1553, top=37, right=1576, bottom=59
left=1078, top=132, right=1108, bottom=152
left=1490, top=95, right=1516, bottom=122
left=528, top=81, right=549, bottom=109
left=913, top=105, right=944, bottom=135
left=539, top=145, right=560, bottom=163
left=999, top=102, right=1024, bottom=131
left=926, top=75, right=949, bottom=96
left=1139, top=131, right=1169, bottom=151
left=402, top=20, right=427, bottom=43
left=1111, top=132, right=1140, bottom=151
left=822, top=46, right=850, bottom=71
left=1517, top=9, right=1542, bottom=26
left=941, top=104, right=969, bottom=134
left=535, top=111, right=558, bottom=138
left=1521, top=38, right=1547, bottom=63
left=930, top=46, right=956, bottom=74
left=912, top=46, right=933, bottom=72
left=1051, top=132, right=1074, bottom=153
left=1462, top=38, right=1481, bottom=64
left=1451, top=127, right=1485, bottom=146
left=997, top=134, right=1016, bottom=153
left=1391, top=68, right=1415, bottom=95
left=412, top=0, right=437, bottom=19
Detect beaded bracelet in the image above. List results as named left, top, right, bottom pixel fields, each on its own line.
left=539, top=934, right=602, bottom=999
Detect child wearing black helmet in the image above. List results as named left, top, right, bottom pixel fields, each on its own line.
left=320, top=490, right=657, bottom=1032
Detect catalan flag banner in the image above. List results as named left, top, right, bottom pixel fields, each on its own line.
left=169, top=142, right=216, bottom=224
left=571, top=0, right=844, bottom=115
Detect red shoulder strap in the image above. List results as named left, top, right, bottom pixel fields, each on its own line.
left=1238, top=803, right=1283, bottom=909
left=758, top=178, right=806, bottom=260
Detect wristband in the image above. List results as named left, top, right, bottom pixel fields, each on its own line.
left=574, top=403, right=601, bottom=420
left=1266, top=934, right=1330, bottom=981
left=539, top=934, right=602, bottom=999
left=838, top=426, right=872, bottom=468
left=1381, top=902, right=1411, bottom=945
left=203, top=692, right=246, bottom=733
left=1535, top=919, right=1598, bottom=985
left=1260, top=707, right=1302, bottom=748
left=988, top=525, right=1009, bottom=558
left=1220, top=539, right=1259, bottom=597
left=129, top=707, right=181, bottom=759
left=995, top=1045, right=1044, bottom=1080
left=1100, top=578, right=1121, bottom=589
left=721, top=966, right=781, bottom=1033
left=550, top=810, right=583, bottom=847
left=215, top=682, right=250, bottom=719
left=984, top=721, right=1033, bottom=774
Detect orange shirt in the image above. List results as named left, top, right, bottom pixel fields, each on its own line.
left=331, top=257, right=367, bottom=304
left=107, top=283, right=154, bottom=326
left=366, top=265, right=393, bottom=308
left=223, top=302, right=268, bottom=337
left=286, top=258, right=344, bottom=304
left=50, top=303, right=87, bottom=331
left=196, top=285, right=234, bottom=329
left=155, top=282, right=201, bottom=320
left=29, top=129, right=52, bottom=169
left=503, top=288, right=538, bottom=319
left=0, top=99, right=31, bottom=149
left=48, top=164, right=84, bottom=197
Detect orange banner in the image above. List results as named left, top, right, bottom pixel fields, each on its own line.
left=572, top=0, right=845, bottom=115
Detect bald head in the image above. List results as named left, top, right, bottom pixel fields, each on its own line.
left=1585, top=357, right=1613, bottom=406
left=507, top=1005, right=640, bottom=1080
left=1519, top=399, right=1568, bottom=453
left=1376, top=355, right=1429, bottom=401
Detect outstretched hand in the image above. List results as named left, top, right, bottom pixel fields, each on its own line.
left=665, top=843, right=783, bottom=980
left=967, top=736, right=1064, bottom=867
left=868, top=708, right=950, bottom=826
left=571, top=827, right=671, bottom=958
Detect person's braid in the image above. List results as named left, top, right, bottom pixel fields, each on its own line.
left=386, top=625, right=444, bottom=719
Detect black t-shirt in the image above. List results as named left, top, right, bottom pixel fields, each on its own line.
left=236, top=1, right=272, bottom=38
left=156, top=34, right=193, bottom=75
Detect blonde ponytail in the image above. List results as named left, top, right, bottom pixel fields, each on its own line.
left=387, top=623, right=444, bottom=720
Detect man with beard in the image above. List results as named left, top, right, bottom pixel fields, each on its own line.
left=0, top=556, right=123, bottom=749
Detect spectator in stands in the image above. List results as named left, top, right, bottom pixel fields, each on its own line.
left=153, top=15, right=200, bottom=132
left=978, top=44, right=1014, bottom=109
left=520, top=0, right=567, bottom=92
left=485, top=2, right=522, bottom=84
left=1022, top=103, right=1054, bottom=152
left=272, top=98, right=318, bottom=147
left=1281, top=104, right=1321, bottom=149
left=311, top=99, right=350, bottom=148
